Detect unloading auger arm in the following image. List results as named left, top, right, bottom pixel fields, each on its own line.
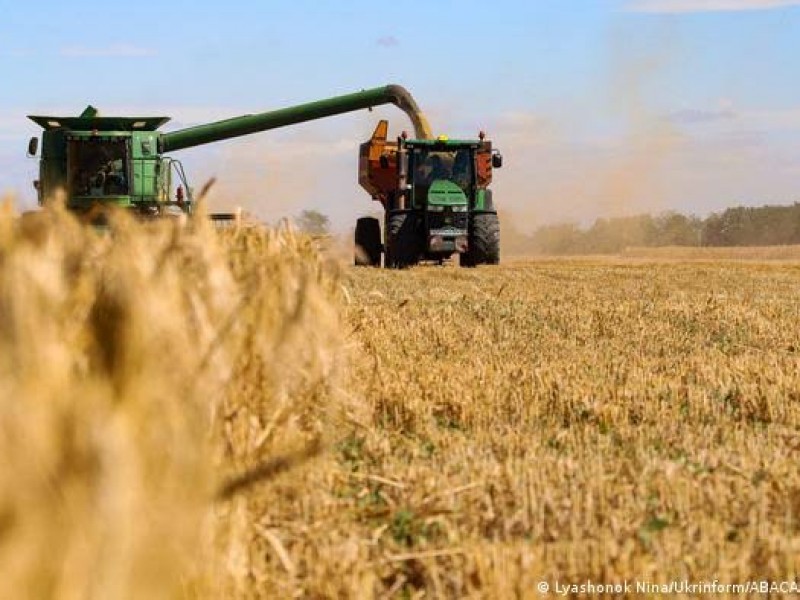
left=160, top=84, right=433, bottom=153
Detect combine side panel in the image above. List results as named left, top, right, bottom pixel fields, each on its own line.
left=131, top=159, right=158, bottom=200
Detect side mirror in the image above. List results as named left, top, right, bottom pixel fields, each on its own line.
left=27, top=137, right=39, bottom=157
left=491, top=152, right=503, bottom=169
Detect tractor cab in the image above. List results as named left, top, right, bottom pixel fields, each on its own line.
left=409, top=146, right=473, bottom=198
left=406, top=142, right=473, bottom=254
left=357, top=122, right=503, bottom=267
left=404, top=137, right=501, bottom=257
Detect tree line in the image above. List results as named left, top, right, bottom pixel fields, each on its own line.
left=506, top=203, right=800, bottom=255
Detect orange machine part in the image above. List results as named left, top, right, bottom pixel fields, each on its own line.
left=476, top=142, right=493, bottom=188
left=359, top=120, right=398, bottom=208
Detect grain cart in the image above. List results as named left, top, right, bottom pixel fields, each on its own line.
left=356, top=120, right=503, bottom=268
left=25, top=85, right=432, bottom=222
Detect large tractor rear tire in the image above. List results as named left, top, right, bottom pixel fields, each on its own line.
left=354, top=217, right=382, bottom=267
left=460, top=212, right=500, bottom=267
left=385, top=212, right=420, bottom=269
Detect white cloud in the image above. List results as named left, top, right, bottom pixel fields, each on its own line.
left=627, top=0, right=800, bottom=12
left=59, top=43, right=156, bottom=58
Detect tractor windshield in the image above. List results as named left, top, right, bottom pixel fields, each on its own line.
left=410, top=148, right=474, bottom=191
left=68, top=139, right=129, bottom=197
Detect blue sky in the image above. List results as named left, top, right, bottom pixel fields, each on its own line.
left=1, top=0, right=799, bottom=229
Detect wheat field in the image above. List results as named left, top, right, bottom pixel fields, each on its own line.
left=1, top=203, right=799, bottom=598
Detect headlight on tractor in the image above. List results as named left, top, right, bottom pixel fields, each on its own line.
left=429, top=235, right=444, bottom=250
left=452, top=205, right=468, bottom=212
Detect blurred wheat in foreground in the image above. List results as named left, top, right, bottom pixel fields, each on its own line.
left=4, top=199, right=800, bottom=599
left=0, top=200, right=345, bottom=599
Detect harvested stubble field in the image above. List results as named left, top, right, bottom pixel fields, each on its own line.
left=334, top=258, right=800, bottom=597
left=1, top=205, right=799, bottom=598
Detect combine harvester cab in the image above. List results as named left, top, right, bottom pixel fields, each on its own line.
left=27, top=106, right=182, bottom=222
left=357, top=118, right=503, bottom=268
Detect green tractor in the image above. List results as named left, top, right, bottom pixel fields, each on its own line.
left=357, top=122, right=503, bottom=268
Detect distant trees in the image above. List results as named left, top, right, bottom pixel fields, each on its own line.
left=295, top=209, right=330, bottom=236
left=290, top=203, right=800, bottom=251
left=652, top=212, right=702, bottom=247
left=525, top=212, right=701, bottom=254
left=701, top=204, right=800, bottom=246
left=522, top=203, right=800, bottom=254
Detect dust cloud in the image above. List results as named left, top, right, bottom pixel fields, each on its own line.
left=172, top=15, right=793, bottom=241
left=491, top=20, right=684, bottom=236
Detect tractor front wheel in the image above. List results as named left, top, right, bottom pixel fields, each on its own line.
left=460, top=212, right=500, bottom=267
left=385, top=212, right=420, bottom=269
left=354, top=217, right=382, bottom=266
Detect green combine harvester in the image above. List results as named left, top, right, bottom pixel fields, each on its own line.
left=25, top=85, right=429, bottom=219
